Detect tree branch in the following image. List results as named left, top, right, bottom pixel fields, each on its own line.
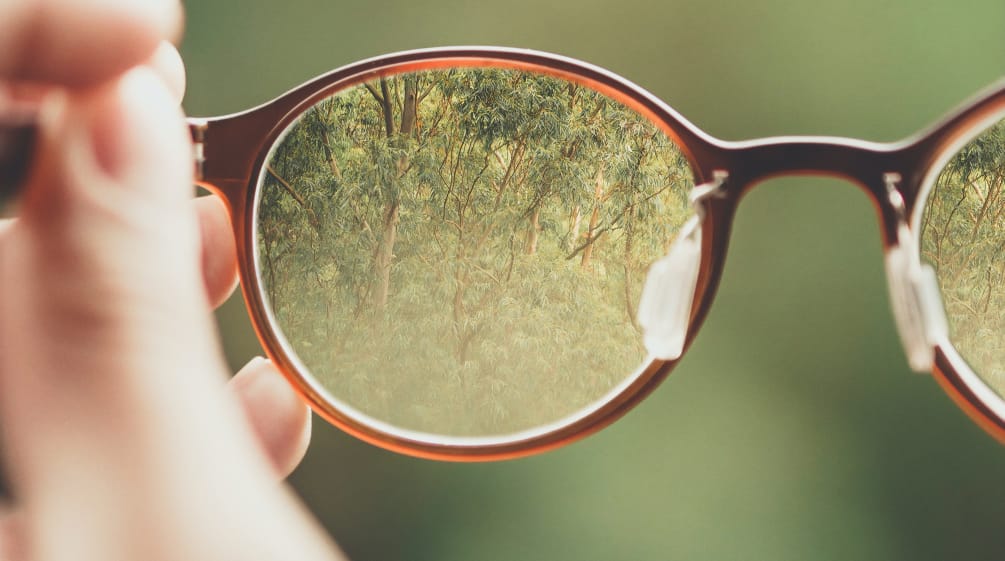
left=364, top=82, right=384, bottom=104
left=266, top=165, right=308, bottom=210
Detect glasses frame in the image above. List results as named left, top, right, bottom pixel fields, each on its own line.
left=185, top=46, right=1005, bottom=461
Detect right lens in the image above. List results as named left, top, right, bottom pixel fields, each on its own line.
left=253, top=64, right=696, bottom=440
left=920, top=116, right=1005, bottom=394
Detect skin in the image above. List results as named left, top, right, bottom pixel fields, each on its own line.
left=0, top=1, right=344, bottom=560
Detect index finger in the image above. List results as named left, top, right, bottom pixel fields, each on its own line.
left=0, top=0, right=182, bottom=87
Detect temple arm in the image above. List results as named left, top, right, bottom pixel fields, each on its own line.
left=0, top=115, right=206, bottom=207
left=0, top=112, right=37, bottom=207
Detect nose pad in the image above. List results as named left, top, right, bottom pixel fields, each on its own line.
left=637, top=214, right=703, bottom=360
left=885, top=221, right=949, bottom=372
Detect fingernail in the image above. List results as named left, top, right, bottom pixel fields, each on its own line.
left=107, top=0, right=186, bottom=45
left=234, top=356, right=273, bottom=389
left=246, top=356, right=269, bottom=369
left=148, top=42, right=187, bottom=104
left=165, top=1, right=186, bottom=45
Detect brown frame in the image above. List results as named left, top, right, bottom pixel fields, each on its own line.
left=5, top=47, right=1005, bottom=460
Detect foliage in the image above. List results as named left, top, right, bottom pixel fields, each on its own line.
left=920, top=118, right=1005, bottom=394
left=257, top=68, right=694, bottom=436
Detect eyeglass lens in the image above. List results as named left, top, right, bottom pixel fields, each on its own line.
left=920, top=117, right=1005, bottom=395
left=253, top=67, right=696, bottom=438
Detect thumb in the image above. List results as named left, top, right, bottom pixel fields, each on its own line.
left=0, top=68, right=267, bottom=517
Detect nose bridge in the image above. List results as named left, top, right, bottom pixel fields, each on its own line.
left=709, top=136, right=907, bottom=245
left=720, top=137, right=896, bottom=200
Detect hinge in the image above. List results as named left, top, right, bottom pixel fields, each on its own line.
left=883, top=172, right=906, bottom=220
left=189, top=119, right=208, bottom=182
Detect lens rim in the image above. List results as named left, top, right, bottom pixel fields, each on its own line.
left=240, top=48, right=720, bottom=460
left=911, top=105, right=1005, bottom=439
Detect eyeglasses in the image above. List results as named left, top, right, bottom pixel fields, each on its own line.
left=3, top=47, right=1004, bottom=460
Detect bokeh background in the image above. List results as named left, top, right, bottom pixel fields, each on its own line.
left=181, top=1, right=1005, bottom=559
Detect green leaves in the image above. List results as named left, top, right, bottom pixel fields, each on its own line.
left=256, top=67, right=696, bottom=436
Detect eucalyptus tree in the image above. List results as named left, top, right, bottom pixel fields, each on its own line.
left=257, top=67, right=695, bottom=435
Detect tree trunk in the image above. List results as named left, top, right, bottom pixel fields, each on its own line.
left=526, top=205, right=541, bottom=254
left=320, top=133, right=343, bottom=179
left=374, top=201, right=400, bottom=311
left=379, top=78, right=395, bottom=137
left=969, top=175, right=1002, bottom=243
left=581, top=207, right=600, bottom=268
left=623, top=200, right=640, bottom=331
left=581, top=166, right=605, bottom=269
left=567, top=205, right=581, bottom=253
left=953, top=176, right=1003, bottom=286
left=399, top=76, right=418, bottom=137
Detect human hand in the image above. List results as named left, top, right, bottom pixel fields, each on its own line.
left=0, top=2, right=344, bottom=560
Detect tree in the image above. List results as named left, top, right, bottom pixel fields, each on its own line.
left=921, top=119, right=1005, bottom=392
left=257, top=67, right=696, bottom=435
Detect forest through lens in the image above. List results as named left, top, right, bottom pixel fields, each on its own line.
left=921, top=117, right=1005, bottom=396
left=255, top=67, right=695, bottom=437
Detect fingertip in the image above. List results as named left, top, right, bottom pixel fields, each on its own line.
left=194, top=195, right=239, bottom=308
left=231, top=358, right=312, bottom=478
left=147, top=42, right=187, bottom=104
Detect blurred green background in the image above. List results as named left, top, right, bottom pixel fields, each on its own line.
left=181, top=1, right=1005, bottom=560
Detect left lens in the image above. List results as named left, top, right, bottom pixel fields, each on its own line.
left=254, top=65, right=696, bottom=440
left=919, top=115, right=1005, bottom=395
